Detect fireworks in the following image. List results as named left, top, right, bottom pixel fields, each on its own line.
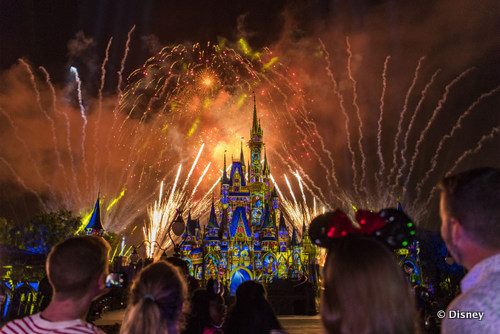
left=144, top=145, right=213, bottom=259
left=0, top=33, right=498, bottom=239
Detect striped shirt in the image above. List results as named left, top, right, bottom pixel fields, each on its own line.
left=0, top=313, right=104, bottom=334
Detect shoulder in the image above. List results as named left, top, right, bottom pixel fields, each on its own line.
left=1, top=315, right=38, bottom=334
left=1, top=314, right=104, bottom=334
left=442, top=277, right=500, bottom=334
left=65, top=320, right=104, bottom=334
left=455, top=271, right=500, bottom=311
left=81, top=322, right=106, bottom=334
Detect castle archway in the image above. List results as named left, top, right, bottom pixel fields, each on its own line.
left=229, top=266, right=253, bottom=295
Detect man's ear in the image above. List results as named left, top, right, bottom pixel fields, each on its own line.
left=451, top=218, right=465, bottom=244
left=90, top=273, right=109, bottom=301
left=97, top=273, right=106, bottom=291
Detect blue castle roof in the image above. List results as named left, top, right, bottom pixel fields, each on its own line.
left=229, top=161, right=246, bottom=187
left=207, top=201, right=219, bottom=228
left=230, top=206, right=252, bottom=238
left=86, top=196, right=104, bottom=232
left=261, top=204, right=275, bottom=229
left=290, top=227, right=299, bottom=246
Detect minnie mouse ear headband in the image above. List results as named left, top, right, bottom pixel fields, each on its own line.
left=308, top=208, right=416, bottom=250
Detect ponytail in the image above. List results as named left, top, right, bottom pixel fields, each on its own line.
left=120, top=261, right=187, bottom=334
left=121, top=297, right=168, bottom=334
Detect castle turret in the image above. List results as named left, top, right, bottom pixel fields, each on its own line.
left=204, top=199, right=221, bottom=248
left=301, top=221, right=315, bottom=255
left=289, top=227, right=301, bottom=279
left=181, top=212, right=194, bottom=255
left=261, top=204, right=277, bottom=252
left=278, top=212, right=289, bottom=252
left=86, top=194, right=104, bottom=236
left=263, top=149, right=271, bottom=188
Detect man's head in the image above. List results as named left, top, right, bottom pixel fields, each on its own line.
left=46, top=235, right=110, bottom=300
left=439, top=167, right=500, bottom=265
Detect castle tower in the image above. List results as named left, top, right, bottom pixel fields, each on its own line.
left=204, top=199, right=221, bottom=249
left=289, top=227, right=301, bottom=279
left=300, top=220, right=319, bottom=282
left=219, top=152, right=230, bottom=216
left=278, top=212, right=289, bottom=252
left=261, top=204, right=278, bottom=252
left=203, top=200, right=221, bottom=280
left=248, top=95, right=265, bottom=230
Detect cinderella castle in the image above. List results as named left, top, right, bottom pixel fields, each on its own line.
left=180, top=98, right=318, bottom=294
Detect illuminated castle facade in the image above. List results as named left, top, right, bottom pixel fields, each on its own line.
left=180, top=99, right=318, bottom=294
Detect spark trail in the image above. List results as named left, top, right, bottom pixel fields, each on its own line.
left=70, top=66, right=90, bottom=193
left=376, top=56, right=390, bottom=191
left=424, top=126, right=500, bottom=209
left=447, top=126, right=500, bottom=177
left=416, top=86, right=500, bottom=200
left=182, top=144, right=205, bottom=192
left=19, top=60, right=59, bottom=200
left=391, top=56, right=425, bottom=190
left=346, top=37, right=366, bottom=195
left=272, top=149, right=331, bottom=205
left=399, top=69, right=441, bottom=190
left=189, top=162, right=212, bottom=203
left=39, top=66, right=73, bottom=205
left=319, top=39, right=358, bottom=196
left=403, top=68, right=475, bottom=193
left=94, top=37, right=113, bottom=183
left=117, top=26, right=135, bottom=98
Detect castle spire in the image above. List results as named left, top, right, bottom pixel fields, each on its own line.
left=240, top=140, right=245, bottom=165
left=263, top=148, right=270, bottom=175
left=279, top=211, right=287, bottom=230
left=222, top=151, right=229, bottom=184
left=290, top=227, right=299, bottom=246
left=251, top=92, right=259, bottom=135
left=207, top=197, right=219, bottom=228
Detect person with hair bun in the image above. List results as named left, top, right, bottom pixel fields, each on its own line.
left=120, top=261, right=187, bottom=334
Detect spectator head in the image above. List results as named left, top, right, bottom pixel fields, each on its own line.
left=120, top=261, right=187, bottom=334
left=165, top=256, right=190, bottom=276
left=321, top=235, right=416, bottom=334
left=189, top=288, right=226, bottom=330
left=235, top=280, right=267, bottom=304
left=439, top=167, right=500, bottom=261
left=46, top=235, right=110, bottom=301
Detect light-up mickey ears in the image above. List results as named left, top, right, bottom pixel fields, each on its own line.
left=308, top=207, right=416, bottom=250
left=376, top=208, right=416, bottom=249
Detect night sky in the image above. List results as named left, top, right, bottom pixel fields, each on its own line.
left=0, top=0, right=499, bottom=231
